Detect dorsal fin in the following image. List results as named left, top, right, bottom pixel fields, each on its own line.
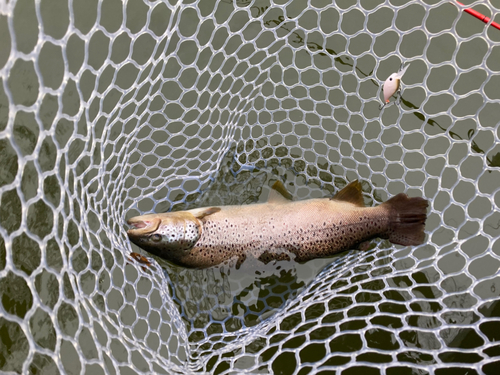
left=189, top=207, right=221, bottom=219
left=268, top=181, right=293, bottom=203
left=331, top=180, right=365, bottom=207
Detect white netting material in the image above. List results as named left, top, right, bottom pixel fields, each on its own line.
left=0, top=0, right=499, bottom=373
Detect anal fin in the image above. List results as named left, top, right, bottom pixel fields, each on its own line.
left=189, top=207, right=221, bottom=219
left=356, top=241, right=372, bottom=251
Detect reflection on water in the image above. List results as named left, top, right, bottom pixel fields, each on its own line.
left=166, top=259, right=307, bottom=336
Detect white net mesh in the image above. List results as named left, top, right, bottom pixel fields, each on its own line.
left=1, top=0, right=500, bottom=373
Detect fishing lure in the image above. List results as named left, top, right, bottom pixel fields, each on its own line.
left=380, top=63, right=409, bottom=109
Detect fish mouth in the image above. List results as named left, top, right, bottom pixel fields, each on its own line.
left=128, top=221, right=147, bottom=229
left=127, top=217, right=161, bottom=236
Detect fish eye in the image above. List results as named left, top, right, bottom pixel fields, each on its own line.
left=151, top=234, right=162, bottom=242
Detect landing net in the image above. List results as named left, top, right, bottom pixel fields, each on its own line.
left=0, top=0, right=499, bottom=374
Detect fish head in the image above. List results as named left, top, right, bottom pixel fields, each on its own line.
left=127, top=212, right=202, bottom=260
left=382, top=72, right=401, bottom=103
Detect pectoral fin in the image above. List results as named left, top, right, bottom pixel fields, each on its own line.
left=268, top=180, right=293, bottom=203
left=189, top=207, right=221, bottom=219
left=331, top=180, right=365, bottom=207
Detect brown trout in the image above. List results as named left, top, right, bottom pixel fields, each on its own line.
left=127, top=180, right=428, bottom=269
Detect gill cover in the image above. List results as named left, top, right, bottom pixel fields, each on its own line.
left=157, top=212, right=203, bottom=251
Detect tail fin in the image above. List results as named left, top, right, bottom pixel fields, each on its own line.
left=381, top=193, right=429, bottom=246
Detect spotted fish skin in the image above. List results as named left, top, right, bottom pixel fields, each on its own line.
left=127, top=181, right=428, bottom=269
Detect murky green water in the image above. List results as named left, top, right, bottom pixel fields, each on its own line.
left=1, top=0, right=500, bottom=374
